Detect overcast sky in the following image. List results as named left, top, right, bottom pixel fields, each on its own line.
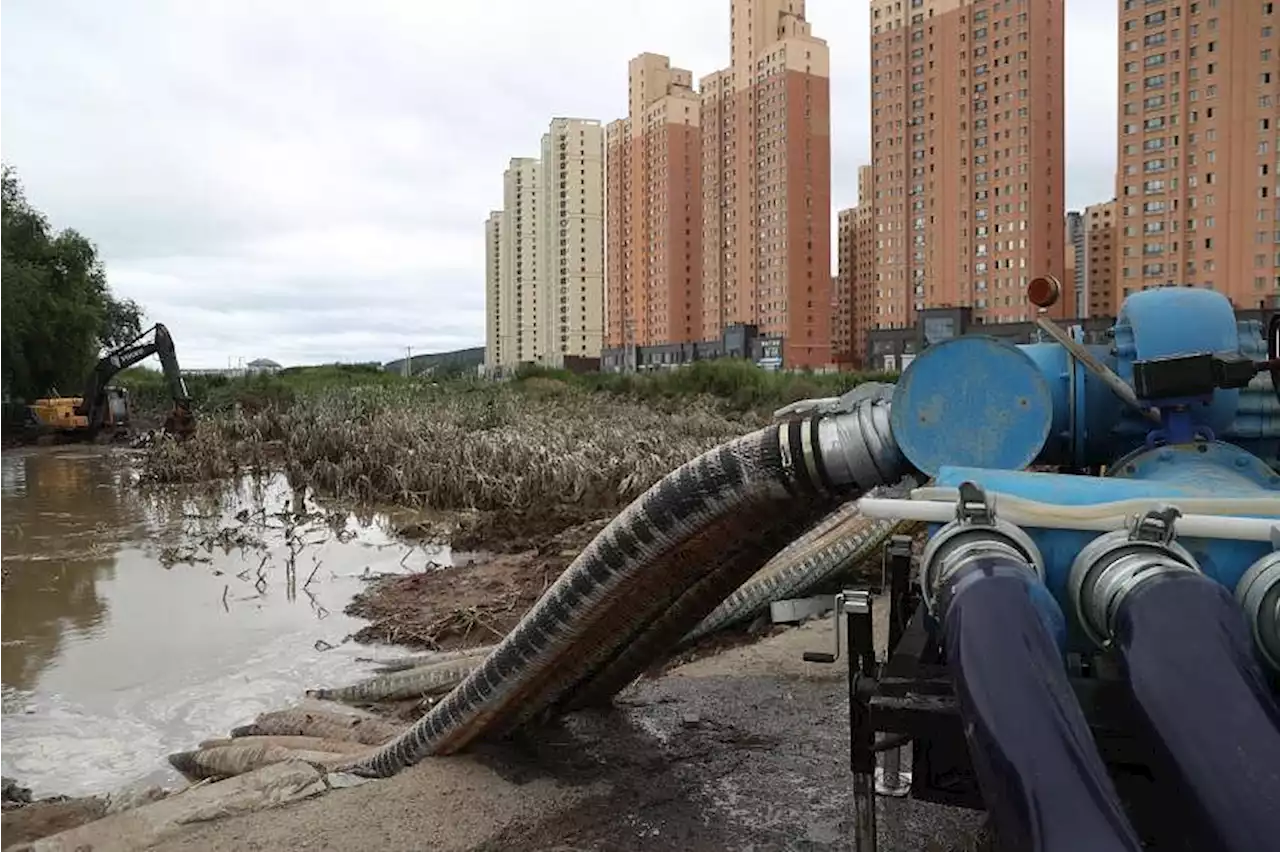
left=1, top=1, right=1117, bottom=368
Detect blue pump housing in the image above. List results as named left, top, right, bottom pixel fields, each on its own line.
left=892, top=286, right=1280, bottom=654
left=893, top=288, right=1280, bottom=473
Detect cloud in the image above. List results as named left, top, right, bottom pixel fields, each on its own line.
left=1, top=0, right=1117, bottom=367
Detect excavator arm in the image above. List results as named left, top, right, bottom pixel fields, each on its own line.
left=75, top=323, right=193, bottom=436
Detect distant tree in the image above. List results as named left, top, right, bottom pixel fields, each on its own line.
left=1, top=164, right=144, bottom=400
left=100, top=294, right=144, bottom=349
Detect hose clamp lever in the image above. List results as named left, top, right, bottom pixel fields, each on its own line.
left=1129, top=504, right=1181, bottom=545
left=955, top=481, right=996, bottom=526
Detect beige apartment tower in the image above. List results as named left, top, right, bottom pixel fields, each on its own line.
left=606, top=54, right=703, bottom=351
left=503, top=157, right=543, bottom=365
left=542, top=118, right=607, bottom=361
left=701, top=0, right=833, bottom=368
left=1115, top=0, right=1279, bottom=306
left=865, top=0, right=1067, bottom=336
left=483, top=210, right=507, bottom=370
left=486, top=120, right=607, bottom=371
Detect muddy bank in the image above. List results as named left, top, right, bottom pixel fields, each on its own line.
left=2, top=796, right=107, bottom=847
left=348, top=518, right=611, bottom=651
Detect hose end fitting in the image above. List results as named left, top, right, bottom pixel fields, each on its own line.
left=814, top=393, right=904, bottom=491
left=919, top=482, right=1046, bottom=620
left=1068, top=505, right=1201, bottom=649
left=1235, top=550, right=1280, bottom=674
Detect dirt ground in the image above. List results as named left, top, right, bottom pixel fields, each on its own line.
left=134, top=604, right=988, bottom=852
left=2, top=797, right=107, bottom=847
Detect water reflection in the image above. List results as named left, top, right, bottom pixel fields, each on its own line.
left=0, top=447, right=440, bottom=797
left=1, top=450, right=142, bottom=694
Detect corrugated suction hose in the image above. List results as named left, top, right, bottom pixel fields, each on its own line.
left=340, top=396, right=904, bottom=778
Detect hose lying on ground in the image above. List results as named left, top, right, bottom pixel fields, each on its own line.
left=355, top=646, right=497, bottom=674
left=169, top=744, right=352, bottom=782
left=231, top=706, right=405, bottom=746
left=337, top=396, right=905, bottom=778
left=197, top=736, right=371, bottom=755
left=306, top=654, right=489, bottom=704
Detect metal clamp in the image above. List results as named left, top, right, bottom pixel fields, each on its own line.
left=955, top=481, right=996, bottom=526
left=919, top=481, right=1045, bottom=616
left=1128, top=505, right=1181, bottom=545
left=1068, top=511, right=1201, bottom=649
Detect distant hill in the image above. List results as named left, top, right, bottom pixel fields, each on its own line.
left=383, top=346, right=485, bottom=377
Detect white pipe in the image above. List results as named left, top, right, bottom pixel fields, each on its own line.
left=910, top=486, right=1280, bottom=521
left=858, top=496, right=1280, bottom=543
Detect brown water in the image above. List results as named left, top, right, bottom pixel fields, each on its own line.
left=1, top=447, right=447, bottom=798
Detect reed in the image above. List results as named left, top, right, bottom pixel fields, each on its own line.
left=141, top=384, right=761, bottom=517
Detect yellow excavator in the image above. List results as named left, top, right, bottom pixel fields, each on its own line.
left=27, top=323, right=195, bottom=441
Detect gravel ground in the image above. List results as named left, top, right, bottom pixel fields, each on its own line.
left=144, top=600, right=987, bottom=852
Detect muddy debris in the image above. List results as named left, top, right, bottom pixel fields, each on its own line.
left=347, top=518, right=609, bottom=651
left=3, top=777, right=33, bottom=808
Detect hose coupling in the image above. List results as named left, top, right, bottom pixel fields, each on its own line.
left=812, top=393, right=905, bottom=491
left=1068, top=505, right=1201, bottom=649
left=919, top=481, right=1045, bottom=618
left=1235, top=549, right=1280, bottom=674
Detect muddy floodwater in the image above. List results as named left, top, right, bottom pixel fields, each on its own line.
left=1, top=447, right=445, bottom=798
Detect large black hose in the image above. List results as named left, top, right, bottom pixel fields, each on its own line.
left=942, top=556, right=1143, bottom=852
left=341, top=399, right=904, bottom=777
left=1113, top=571, right=1280, bottom=852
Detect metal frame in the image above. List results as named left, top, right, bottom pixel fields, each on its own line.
left=801, top=534, right=1208, bottom=851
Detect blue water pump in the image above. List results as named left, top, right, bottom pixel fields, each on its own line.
left=828, top=284, right=1280, bottom=852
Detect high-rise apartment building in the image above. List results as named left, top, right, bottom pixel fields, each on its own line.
left=700, top=0, right=833, bottom=368
left=834, top=211, right=855, bottom=363
left=836, top=164, right=876, bottom=365
left=1085, top=199, right=1117, bottom=318
left=484, top=119, right=607, bottom=372
left=542, top=118, right=607, bottom=360
left=867, top=0, right=1067, bottom=331
left=835, top=208, right=857, bottom=362
left=853, top=191, right=876, bottom=362
left=1066, top=210, right=1085, bottom=315
left=605, top=54, right=703, bottom=351
left=483, top=210, right=507, bottom=370
left=1115, top=0, right=1279, bottom=307
left=503, top=157, right=542, bottom=364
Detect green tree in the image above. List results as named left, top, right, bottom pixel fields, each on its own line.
left=1, top=165, right=143, bottom=400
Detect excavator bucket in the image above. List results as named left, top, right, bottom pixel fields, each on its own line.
left=162, top=405, right=196, bottom=439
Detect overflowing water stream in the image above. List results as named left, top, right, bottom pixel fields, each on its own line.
left=1, top=447, right=443, bottom=798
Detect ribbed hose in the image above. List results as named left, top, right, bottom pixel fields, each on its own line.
left=681, top=489, right=916, bottom=647
left=942, top=556, right=1143, bottom=852
left=500, top=490, right=840, bottom=728
left=340, top=401, right=903, bottom=778
left=557, top=491, right=917, bottom=715
left=1113, top=571, right=1280, bottom=852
